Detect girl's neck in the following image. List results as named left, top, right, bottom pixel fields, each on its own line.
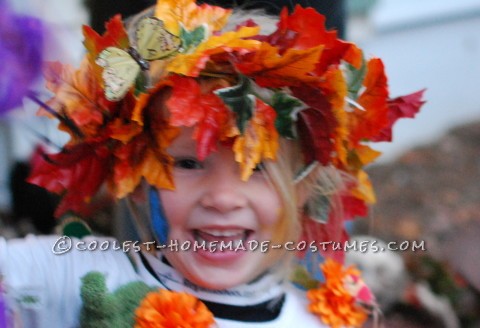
left=139, top=251, right=286, bottom=306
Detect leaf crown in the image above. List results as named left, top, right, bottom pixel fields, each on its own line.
left=29, top=0, right=425, bottom=226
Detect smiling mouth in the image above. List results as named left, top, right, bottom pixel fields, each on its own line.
left=193, top=229, right=253, bottom=249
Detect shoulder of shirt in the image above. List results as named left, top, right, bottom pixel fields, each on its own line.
left=214, top=283, right=329, bottom=328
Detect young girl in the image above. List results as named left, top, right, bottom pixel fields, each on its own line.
left=0, top=0, right=425, bottom=327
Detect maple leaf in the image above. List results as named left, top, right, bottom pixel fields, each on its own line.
left=179, top=24, right=207, bottom=53
left=347, top=58, right=389, bottom=146
left=28, top=143, right=111, bottom=217
left=233, top=99, right=278, bottom=180
left=167, top=26, right=260, bottom=76
left=166, top=75, right=204, bottom=126
left=271, top=92, right=303, bottom=139
left=155, top=0, right=231, bottom=35
left=214, top=76, right=254, bottom=133
left=292, top=85, right=336, bottom=165
left=235, top=43, right=323, bottom=88
left=83, top=15, right=129, bottom=59
left=266, top=6, right=362, bottom=75
left=166, top=75, right=233, bottom=160
left=193, top=93, right=233, bottom=160
left=112, top=116, right=179, bottom=198
left=42, top=59, right=108, bottom=139
left=371, top=89, right=426, bottom=142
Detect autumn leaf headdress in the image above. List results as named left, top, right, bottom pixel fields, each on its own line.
left=28, top=0, right=425, bottom=229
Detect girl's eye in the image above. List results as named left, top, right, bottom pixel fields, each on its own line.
left=174, top=158, right=203, bottom=170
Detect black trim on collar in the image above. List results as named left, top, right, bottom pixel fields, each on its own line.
left=138, top=252, right=285, bottom=322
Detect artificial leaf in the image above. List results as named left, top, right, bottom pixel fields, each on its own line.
left=292, top=85, right=336, bottom=165
left=167, top=26, right=260, bottom=76
left=268, top=6, right=362, bottom=75
left=42, top=59, right=107, bottom=139
left=28, top=143, right=111, bottom=217
left=83, top=15, right=129, bottom=59
left=271, top=92, right=303, bottom=139
left=235, top=43, right=323, bottom=88
left=301, top=213, right=348, bottom=263
left=233, top=99, right=278, bottom=180
left=273, top=6, right=337, bottom=51
left=166, top=75, right=204, bottom=126
left=166, top=75, right=233, bottom=160
left=351, top=170, right=376, bottom=204
left=193, top=93, right=233, bottom=160
left=347, top=58, right=389, bottom=146
left=346, top=145, right=381, bottom=170
left=112, top=116, right=179, bottom=198
left=155, top=0, right=231, bottom=35
left=214, top=76, right=254, bottom=133
left=345, top=57, right=367, bottom=100
left=132, top=79, right=174, bottom=126
left=371, top=89, right=426, bottom=142
left=180, top=24, right=207, bottom=53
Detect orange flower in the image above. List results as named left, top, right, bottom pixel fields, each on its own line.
left=307, top=259, right=369, bottom=328
left=135, top=289, right=215, bottom=328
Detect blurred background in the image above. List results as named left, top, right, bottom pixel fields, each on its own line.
left=0, top=0, right=479, bottom=326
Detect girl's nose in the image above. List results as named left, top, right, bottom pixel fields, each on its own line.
left=200, top=162, right=248, bottom=214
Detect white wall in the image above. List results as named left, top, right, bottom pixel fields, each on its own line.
left=351, top=0, right=480, bottom=162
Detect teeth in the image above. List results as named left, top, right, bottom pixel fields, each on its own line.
left=200, top=229, right=244, bottom=237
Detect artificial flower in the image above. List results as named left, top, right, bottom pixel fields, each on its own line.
left=134, top=289, right=215, bottom=328
left=307, top=259, right=371, bottom=328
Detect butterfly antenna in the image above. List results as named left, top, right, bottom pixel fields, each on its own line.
left=27, top=91, right=85, bottom=138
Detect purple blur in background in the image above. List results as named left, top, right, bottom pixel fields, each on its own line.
left=0, top=282, right=7, bottom=328
left=0, top=0, right=44, bottom=115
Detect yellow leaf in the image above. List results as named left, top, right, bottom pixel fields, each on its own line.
left=237, top=43, right=323, bottom=87
left=233, top=100, right=278, bottom=181
left=167, top=26, right=261, bottom=76
left=154, top=0, right=231, bottom=35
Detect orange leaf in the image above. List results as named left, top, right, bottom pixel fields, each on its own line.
left=42, top=58, right=108, bottom=139
left=155, top=0, right=231, bottom=35
left=233, top=99, right=278, bottom=180
left=167, top=26, right=261, bottom=76
left=236, top=43, right=323, bottom=87
left=82, top=15, right=129, bottom=59
left=347, top=58, right=389, bottom=145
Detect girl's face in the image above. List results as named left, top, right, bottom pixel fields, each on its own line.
left=160, top=127, right=285, bottom=289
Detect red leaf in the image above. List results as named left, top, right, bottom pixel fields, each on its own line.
left=166, top=75, right=232, bottom=160
left=193, top=94, right=231, bottom=160
left=372, top=89, right=426, bottom=142
left=28, top=143, right=111, bottom=217
left=83, top=15, right=129, bottom=58
left=293, top=86, right=336, bottom=164
left=348, top=58, right=389, bottom=145
left=266, top=6, right=362, bottom=75
left=166, top=76, right=204, bottom=127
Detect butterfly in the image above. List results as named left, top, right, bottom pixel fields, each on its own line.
left=96, top=17, right=182, bottom=101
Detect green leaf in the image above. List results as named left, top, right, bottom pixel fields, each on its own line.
left=214, top=76, right=255, bottom=133
left=179, top=24, right=207, bottom=52
left=345, top=56, right=366, bottom=100
left=271, top=92, right=303, bottom=139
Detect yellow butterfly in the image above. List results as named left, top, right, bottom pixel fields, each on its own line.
left=96, top=17, right=181, bottom=101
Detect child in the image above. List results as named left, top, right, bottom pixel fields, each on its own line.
left=0, top=0, right=425, bottom=327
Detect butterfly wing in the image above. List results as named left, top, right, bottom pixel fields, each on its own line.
left=136, top=17, right=181, bottom=60
left=96, top=47, right=140, bottom=101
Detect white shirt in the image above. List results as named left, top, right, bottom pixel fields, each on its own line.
left=0, top=235, right=327, bottom=328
